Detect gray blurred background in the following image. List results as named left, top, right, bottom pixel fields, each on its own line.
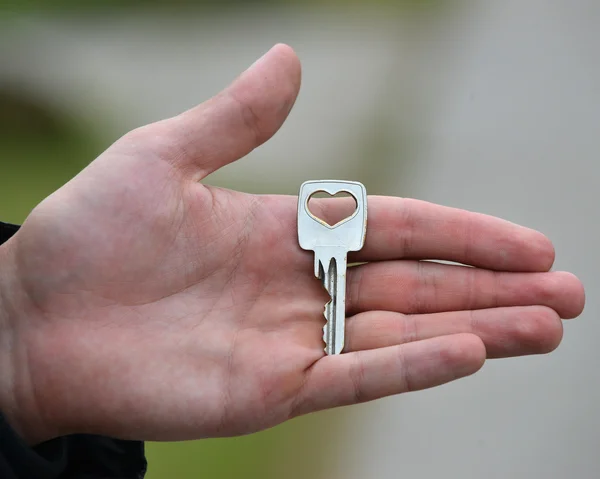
left=1, top=1, right=598, bottom=478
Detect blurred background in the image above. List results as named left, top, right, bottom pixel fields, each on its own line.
left=1, top=1, right=599, bottom=478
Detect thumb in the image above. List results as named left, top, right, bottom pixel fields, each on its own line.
left=153, top=43, right=301, bottom=179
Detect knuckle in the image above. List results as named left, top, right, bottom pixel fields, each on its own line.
left=347, top=267, right=364, bottom=314
left=118, top=120, right=188, bottom=166
left=227, top=91, right=266, bottom=145
left=349, top=353, right=367, bottom=403
left=395, top=347, right=412, bottom=393
left=396, top=199, right=416, bottom=257
left=403, top=314, right=418, bottom=343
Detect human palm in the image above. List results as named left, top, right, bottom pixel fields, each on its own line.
left=1, top=45, right=584, bottom=445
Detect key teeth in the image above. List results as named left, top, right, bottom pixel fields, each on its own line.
left=323, top=300, right=330, bottom=352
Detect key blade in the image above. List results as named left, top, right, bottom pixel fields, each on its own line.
left=321, top=257, right=337, bottom=355
left=321, top=255, right=345, bottom=355
left=317, top=248, right=347, bottom=355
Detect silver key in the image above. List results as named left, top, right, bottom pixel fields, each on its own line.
left=297, top=180, right=368, bottom=355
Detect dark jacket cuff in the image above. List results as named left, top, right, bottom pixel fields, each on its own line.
left=0, top=221, right=20, bottom=244
left=0, top=413, right=68, bottom=479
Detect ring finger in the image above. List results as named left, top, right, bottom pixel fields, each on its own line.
left=344, top=305, right=563, bottom=358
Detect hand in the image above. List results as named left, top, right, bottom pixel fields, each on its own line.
left=0, top=44, right=584, bottom=445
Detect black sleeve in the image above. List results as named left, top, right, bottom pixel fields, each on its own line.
left=0, top=221, right=147, bottom=479
left=0, top=221, right=19, bottom=244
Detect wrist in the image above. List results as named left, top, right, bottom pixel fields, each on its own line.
left=0, top=240, right=53, bottom=445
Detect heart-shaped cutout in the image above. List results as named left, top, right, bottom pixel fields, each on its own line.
left=307, top=190, right=359, bottom=227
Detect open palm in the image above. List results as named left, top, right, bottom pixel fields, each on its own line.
left=3, top=45, right=584, bottom=445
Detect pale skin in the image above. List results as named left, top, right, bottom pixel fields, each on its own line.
left=0, top=44, right=585, bottom=446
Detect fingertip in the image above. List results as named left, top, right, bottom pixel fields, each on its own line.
left=270, top=43, right=302, bottom=105
left=535, top=233, right=556, bottom=272
left=554, top=271, right=586, bottom=319
left=252, top=43, right=302, bottom=92
left=539, top=271, right=585, bottom=319
left=516, top=228, right=555, bottom=272
left=271, top=43, right=301, bottom=70
left=227, top=42, right=302, bottom=144
left=526, top=306, right=564, bottom=354
left=441, top=333, right=486, bottom=377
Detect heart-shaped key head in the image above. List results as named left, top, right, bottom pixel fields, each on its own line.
left=297, top=180, right=367, bottom=252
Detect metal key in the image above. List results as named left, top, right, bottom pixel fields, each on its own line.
left=297, top=180, right=368, bottom=355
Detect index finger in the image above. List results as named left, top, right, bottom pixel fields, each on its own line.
left=314, top=196, right=555, bottom=271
